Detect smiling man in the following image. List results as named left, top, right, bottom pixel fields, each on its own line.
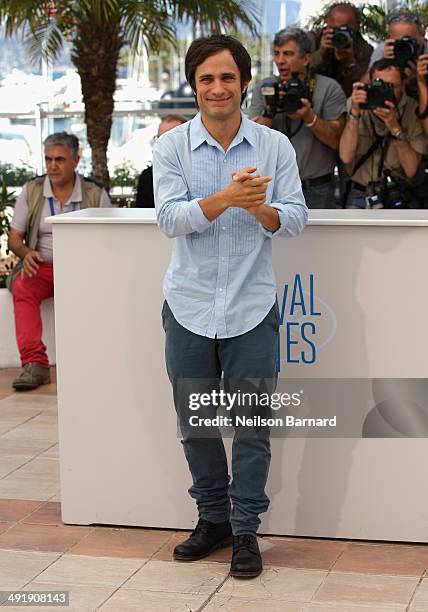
left=153, top=35, right=307, bottom=578
left=7, top=132, right=111, bottom=391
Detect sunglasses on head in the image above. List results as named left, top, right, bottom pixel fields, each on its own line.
left=387, top=13, right=421, bottom=25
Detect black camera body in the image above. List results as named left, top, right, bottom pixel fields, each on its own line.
left=359, top=79, right=395, bottom=110
left=366, top=173, right=406, bottom=209
left=261, top=73, right=311, bottom=117
left=331, top=25, right=354, bottom=50
left=393, top=36, right=420, bottom=67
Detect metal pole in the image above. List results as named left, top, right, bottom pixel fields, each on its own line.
left=34, top=104, right=44, bottom=175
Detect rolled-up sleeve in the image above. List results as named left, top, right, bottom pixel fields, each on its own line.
left=10, top=184, right=29, bottom=233
left=153, top=135, right=211, bottom=238
left=262, top=134, right=308, bottom=238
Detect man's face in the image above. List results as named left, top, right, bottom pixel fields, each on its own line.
left=372, top=66, right=403, bottom=102
left=193, top=49, right=247, bottom=121
left=45, top=145, right=79, bottom=188
left=327, top=7, right=358, bottom=31
left=389, top=22, right=421, bottom=42
left=273, top=41, right=310, bottom=82
left=157, top=119, right=183, bottom=138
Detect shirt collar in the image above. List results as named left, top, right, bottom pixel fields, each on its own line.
left=43, top=172, right=82, bottom=203
left=189, top=112, right=256, bottom=151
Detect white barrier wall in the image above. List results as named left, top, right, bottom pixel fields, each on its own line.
left=50, top=208, right=428, bottom=541
left=0, top=289, right=56, bottom=368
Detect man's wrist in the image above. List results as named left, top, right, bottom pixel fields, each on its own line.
left=214, top=191, right=230, bottom=211
left=349, top=109, right=361, bottom=120
left=251, top=203, right=266, bottom=219
left=389, top=123, right=401, bottom=136
left=13, top=245, right=31, bottom=260
left=390, top=129, right=408, bottom=142
left=253, top=204, right=280, bottom=231
left=304, top=111, right=317, bottom=127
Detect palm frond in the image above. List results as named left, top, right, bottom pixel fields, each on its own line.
left=120, top=2, right=176, bottom=52
left=165, top=0, right=260, bottom=36
left=70, top=0, right=120, bottom=24
left=24, top=18, right=65, bottom=62
left=0, top=0, right=47, bottom=37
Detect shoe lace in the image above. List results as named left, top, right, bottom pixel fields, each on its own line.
left=234, top=534, right=255, bottom=551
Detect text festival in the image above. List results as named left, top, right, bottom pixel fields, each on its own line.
left=276, top=273, right=321, bottom=367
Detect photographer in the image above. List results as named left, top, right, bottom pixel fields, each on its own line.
left=311, top=2, right=373, bottom=97
left=369, top=12, right=428, bottom=99
left=340, top=59, right=428, bottom=209
left=417, top=54, right=428, bottom=134
left=249, top=28, right=346, bottom=209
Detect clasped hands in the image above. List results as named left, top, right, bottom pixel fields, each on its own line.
left=223, top=166, right=272, bottom=216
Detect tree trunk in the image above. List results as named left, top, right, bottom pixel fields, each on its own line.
left=71, top=16, right=122, bottom=188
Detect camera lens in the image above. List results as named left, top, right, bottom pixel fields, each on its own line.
left=332, top=27, right=352, bottom=50
left=393, top=36, right=419, bottom=66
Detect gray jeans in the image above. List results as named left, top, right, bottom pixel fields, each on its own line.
left=162, top=301, right=279, bottom=535
left=302, top=180, right=335, bottom=209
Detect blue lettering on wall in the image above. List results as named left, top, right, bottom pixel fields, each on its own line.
left=276, top=274, right=322, bottom=370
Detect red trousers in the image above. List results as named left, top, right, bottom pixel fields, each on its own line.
left=12, top=263, right=54, bottom=368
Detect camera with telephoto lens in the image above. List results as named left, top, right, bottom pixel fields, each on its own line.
left=359, top=79, right=395, bottom=110
left=393, top=36, right=420, bottom=67
left=366, top=172, right=406, bottom=209
left=261, top=72, right=311, bottom=117
left=331, top=25, right=354, bottom=49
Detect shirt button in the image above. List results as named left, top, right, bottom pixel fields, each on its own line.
left=219, top=288, right=223, bottom=292
left=221, top=257, right=225, bottom=261
left=222, top=226, right=226, bottom=230
left=223, top=158, right=227, bottom=163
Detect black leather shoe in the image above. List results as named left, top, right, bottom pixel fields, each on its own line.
left=173, top=518, right=232, bottom=561
left=230, top=534, right=262, bottom=578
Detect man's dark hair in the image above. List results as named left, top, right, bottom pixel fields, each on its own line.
left=326, top=2, right=360, bottom=28
left=185, top=34, right=252, bottom=104
left=369, top=58, right=404, bottom=80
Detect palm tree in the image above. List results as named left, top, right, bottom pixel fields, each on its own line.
left=0, top=0, right=258, bottom=187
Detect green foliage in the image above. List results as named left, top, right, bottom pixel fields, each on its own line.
left=0, top=175, right=16, bottom=289
left=109, top=161, right=139, bottom=189
left=0, top=163, right=36, bottom=187
left=359, top=5, right=388, bottom=40
left=306, top=1, right=428, bottom=41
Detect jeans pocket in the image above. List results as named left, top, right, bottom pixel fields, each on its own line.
left=272, top=303, right=280, bottom=332
left=161, top=300, right=168, bottom=331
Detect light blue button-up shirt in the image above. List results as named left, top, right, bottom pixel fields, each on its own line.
left=153, top=112, right=308, bottom=339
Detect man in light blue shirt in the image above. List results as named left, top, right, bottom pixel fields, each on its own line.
left=153, top=34, right=307, bottom=578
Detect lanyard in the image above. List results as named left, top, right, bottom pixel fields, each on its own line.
left=48, top=197, right=76, bottom=215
